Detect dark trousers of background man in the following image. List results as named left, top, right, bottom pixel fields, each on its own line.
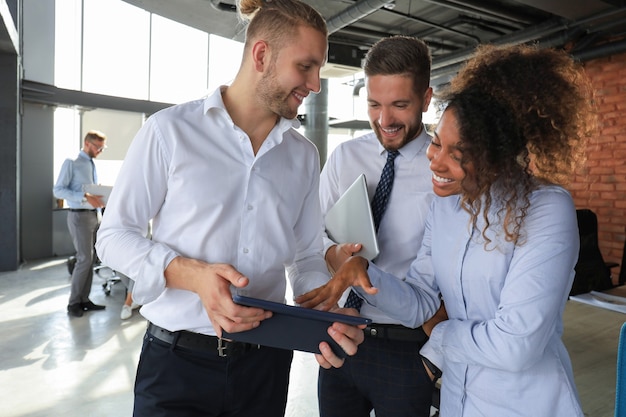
left=67, top=210, right=99, bottom=305
left=318, top=336, right=435, bottom=417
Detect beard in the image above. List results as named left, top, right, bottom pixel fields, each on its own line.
left=373, top=119, right=422, bottom=151
left=257, top=63, right=299, bottom=120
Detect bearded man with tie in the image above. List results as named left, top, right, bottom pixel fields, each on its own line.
left=302, top=36, right=447, bottom=417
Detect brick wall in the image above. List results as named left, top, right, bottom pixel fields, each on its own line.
left=569, top=51, right=626, bottom=284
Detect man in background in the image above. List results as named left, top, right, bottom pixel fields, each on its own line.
left=53, top=130, right=107, bottom=318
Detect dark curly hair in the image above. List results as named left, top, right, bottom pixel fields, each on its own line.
left=439, top=44, right=597, bottom=245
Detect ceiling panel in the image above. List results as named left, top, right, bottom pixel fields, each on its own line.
left=121, top=0, right=626, bottom=87
left=514, top=0, right=614, bottom=20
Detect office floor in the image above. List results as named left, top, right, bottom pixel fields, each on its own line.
left=0, top=257, right=622, bottom=417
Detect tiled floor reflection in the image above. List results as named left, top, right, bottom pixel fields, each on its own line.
left=0, top=257, right=621, bottom=417
left=0, top=257, right=320, bottom=417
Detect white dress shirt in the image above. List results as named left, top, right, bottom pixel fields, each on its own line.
left=96, top=87, right=330, bottom=334
left=319, top=129, right=434, bottom=324
left=360, top=185, right=584, bottom=416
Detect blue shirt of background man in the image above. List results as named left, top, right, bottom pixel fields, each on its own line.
left=53, top=150, right=96, bottom=209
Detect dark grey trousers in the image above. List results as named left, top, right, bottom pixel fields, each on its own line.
left=66, top=210, right=99, bottom=305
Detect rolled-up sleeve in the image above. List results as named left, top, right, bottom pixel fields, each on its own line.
left=96, top=117, right=177, bottom=305
left=286, top=150, right=330, bottom=297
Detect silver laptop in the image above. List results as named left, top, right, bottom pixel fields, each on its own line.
left=325, top=174, right=379, bottom=260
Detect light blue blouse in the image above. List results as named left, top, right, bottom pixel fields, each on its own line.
left=359, top=184, right=584, bottom=417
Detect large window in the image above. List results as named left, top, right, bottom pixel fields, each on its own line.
left=51, top=0, right=245, bottom=185
left=54, top=0, right=243, bottom=103
left=82, top=1, right=151, bottom=99
left=150, top=15, right=210, bottom=103
left=54, top=0, right=81, bottom=90
left=208, top=35, right=244, bottom=92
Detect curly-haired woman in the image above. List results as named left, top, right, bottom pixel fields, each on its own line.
left=298, top=44, right=596, bottom=417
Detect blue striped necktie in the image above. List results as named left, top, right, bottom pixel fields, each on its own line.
left=344, top=150, right=400, bottom=310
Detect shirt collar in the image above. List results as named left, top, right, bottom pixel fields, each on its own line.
left=203, top=86, right=300, bottom=133
left=375, top=124, right=431, bottom=160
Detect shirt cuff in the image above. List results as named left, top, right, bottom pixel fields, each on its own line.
left=419, top=321, right=447, bottom=371
left=132, top=243, right=180, bottom=305
left=322, top=236, right=336, bottom=258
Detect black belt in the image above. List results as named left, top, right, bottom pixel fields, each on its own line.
left=364, top=324, right=428, bottom=344
left=146, top=322, right=261, bottom=357
left=69, top=208, right=96, bottom=212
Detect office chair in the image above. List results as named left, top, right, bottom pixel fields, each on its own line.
left=617, top=228, right=626, bottom=286
left=600, top=225, right=626, bottom=287
left=94, top=263, right=121, bottom=295
left=66, top=255, right=121, bottom=296
left=615, top=322, right=626, bottom=417
left=570, top=209, right=614, bottom=296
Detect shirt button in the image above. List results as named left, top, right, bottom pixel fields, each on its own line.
left=247, top=205, right=253, bottom=210
left=243, top=248, right=249, bottom=254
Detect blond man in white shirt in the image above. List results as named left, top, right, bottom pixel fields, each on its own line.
left=96, top=1, right=364, bottom=416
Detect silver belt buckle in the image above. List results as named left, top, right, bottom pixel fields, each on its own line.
left=217, top=338, right=227, bottom=357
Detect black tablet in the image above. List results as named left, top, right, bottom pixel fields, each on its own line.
left=221, top=295, right=372, bottom=358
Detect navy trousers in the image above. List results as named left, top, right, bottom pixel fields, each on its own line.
left=133, top=331, right=293, bottom=417
left=318, top=335, right=434, bottom=417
